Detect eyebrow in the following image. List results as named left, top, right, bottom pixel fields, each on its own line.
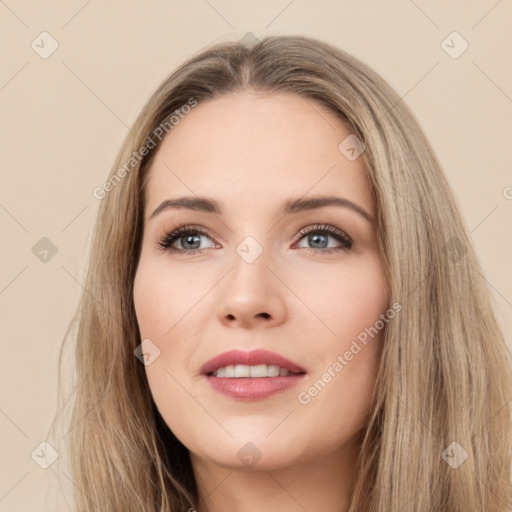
left=148, top=195, right=374, bottom=223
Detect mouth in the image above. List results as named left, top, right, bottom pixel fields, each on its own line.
left=200, top=349, right=308, bottom=400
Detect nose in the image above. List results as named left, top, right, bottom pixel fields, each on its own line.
left=216, top=247, right=287, bottom=329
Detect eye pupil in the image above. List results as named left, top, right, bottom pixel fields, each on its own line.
left=183, top=234, right=201, bottom=249
left=309, top=233, right=328, bottom=248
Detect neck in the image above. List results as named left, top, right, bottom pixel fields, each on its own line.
left=190, top=440, right=360, bottom=512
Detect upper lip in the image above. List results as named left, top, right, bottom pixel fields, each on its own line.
left=200, top=349, right=307, bottom=375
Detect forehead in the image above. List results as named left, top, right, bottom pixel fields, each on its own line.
left=144, top=91, right=374, bottom=218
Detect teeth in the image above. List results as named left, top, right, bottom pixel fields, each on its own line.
left=213, top=364, right=295, bottom=378
left=250, top=364, right=267, bottom=377
left=235, top=365, right=250, bottom=377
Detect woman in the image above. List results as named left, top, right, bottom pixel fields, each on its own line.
left=50, top=34, right=512, bottom=511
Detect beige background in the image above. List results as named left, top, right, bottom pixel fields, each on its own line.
left=1, top=1, right=511, bottom=510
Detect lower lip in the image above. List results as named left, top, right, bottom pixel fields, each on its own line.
left=204, top=374, right=306, bottom=400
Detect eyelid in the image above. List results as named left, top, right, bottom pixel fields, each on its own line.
left=293, top=223, right=352, bottom=242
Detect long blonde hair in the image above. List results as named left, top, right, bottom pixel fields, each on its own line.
left=49, top=34, right=512, bottom=511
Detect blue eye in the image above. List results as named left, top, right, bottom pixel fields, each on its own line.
left=157, top=223, right=352, bottom=255
left=295, top=224, right=352, bottom=253
left=157, top=225, right=216, bottom=254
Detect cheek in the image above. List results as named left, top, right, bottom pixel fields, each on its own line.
left=133, top=258, right=208, bottom=375
left=293, top=255, right=389, bottom=343
left=294, top=255, right=388, bottom=402
left=133, top=259, right=195, bottom=338
left=133, top=263, right=195, bottom=425
left=133, top=261, right=160, bottom=334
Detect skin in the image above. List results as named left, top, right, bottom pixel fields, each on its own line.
left=133, top=90, right=389, bottom=512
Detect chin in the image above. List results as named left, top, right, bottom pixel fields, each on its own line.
left=189, top=433, right=309, bottom=471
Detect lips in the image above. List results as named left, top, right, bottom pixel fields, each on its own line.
left=201, top=349, right=307, bottom=400
left=200, top=349, right=307, bottom=376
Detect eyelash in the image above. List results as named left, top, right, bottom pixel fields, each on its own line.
left=156, top=223, right=353, bottom=255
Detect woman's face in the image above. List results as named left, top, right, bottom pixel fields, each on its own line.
left=133, top=90, right=389, bottom=472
